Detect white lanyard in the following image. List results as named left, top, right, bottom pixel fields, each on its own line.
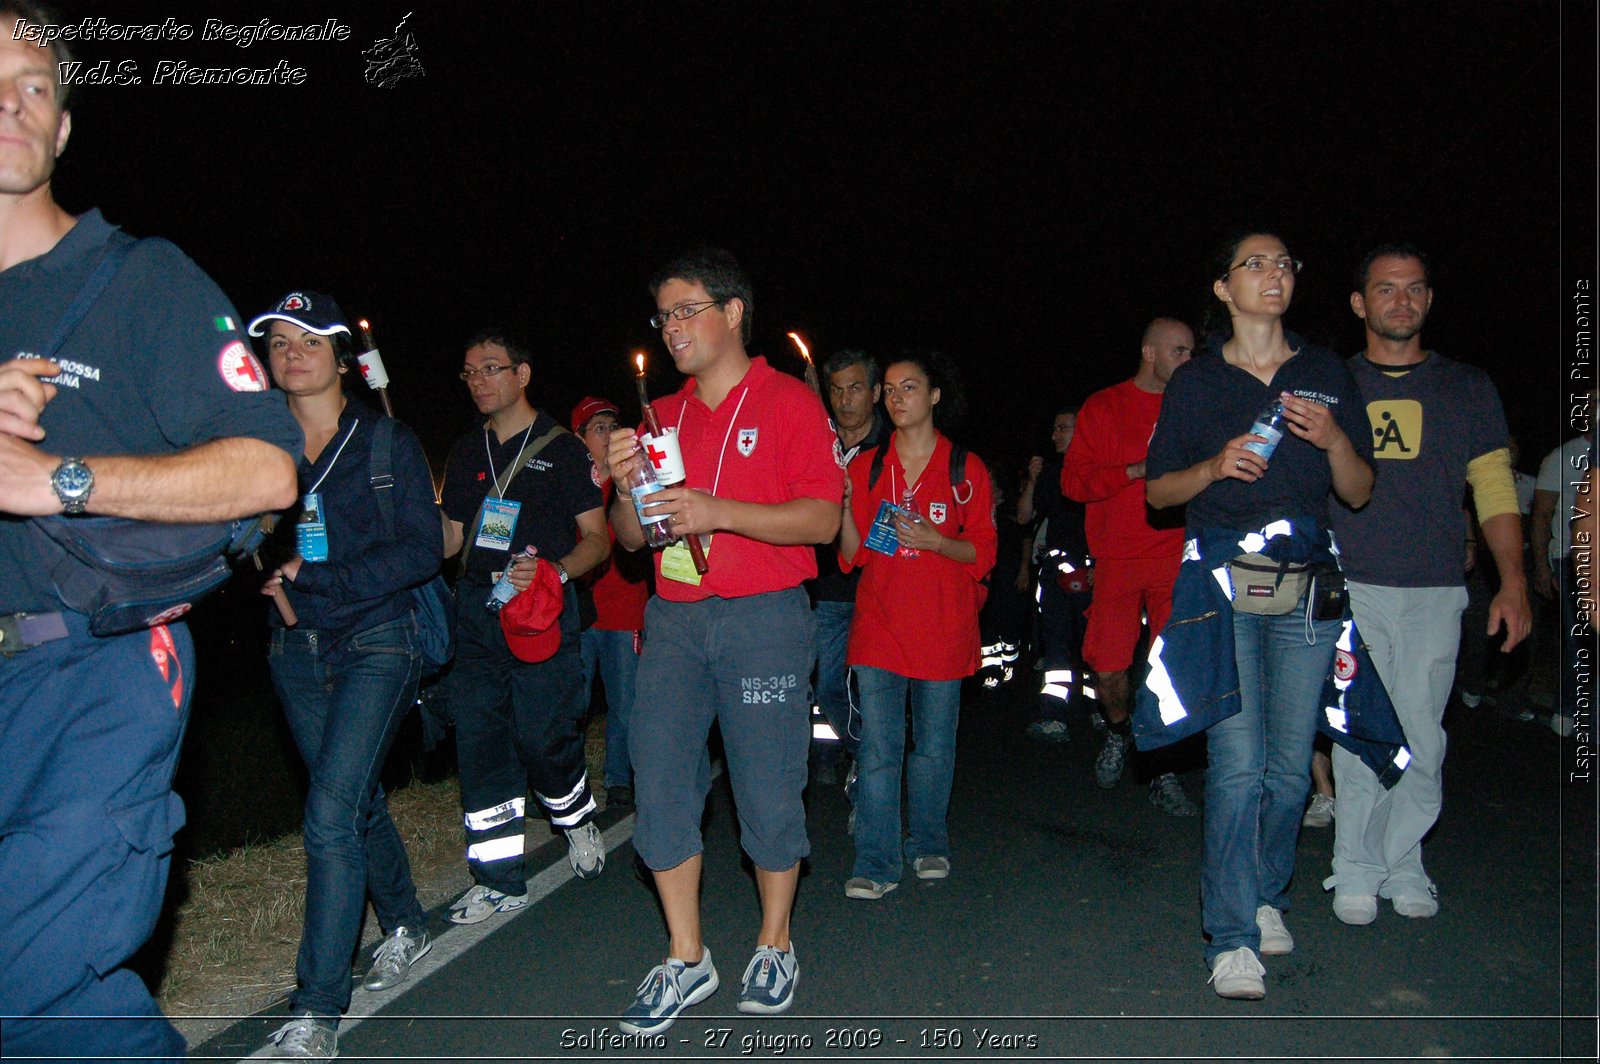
left=675, top=385, right=751, bottom=498
left=306, top=419, right=359, bottom=496
left=887, top=447, right=926, bottom=506
left=484, top=422, right=535, bottom=501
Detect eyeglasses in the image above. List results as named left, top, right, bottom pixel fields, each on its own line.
left=649, top=300, right=723, bottom=330
left=584, top=420, right=619, bottom=436
left=1228, top=255, right=1304, bottom=275
left=459, top=363, right=515, bottom=382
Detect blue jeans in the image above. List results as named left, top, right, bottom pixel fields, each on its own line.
left=811, top=600, right=858, bottom=761
left=581, top=626, right=641, bottom=788
left=1201, top=609, right=1341, bottom=964
left=851, top=665, right=961, bottom=883
left=269, top=616, right=426, bottom=1019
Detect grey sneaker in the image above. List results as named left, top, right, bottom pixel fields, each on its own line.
left=1148, top=773, right=1198, bottom=816
left=1208, top=946, right=1265, bottom=1000
left=737, top=943, right=799, bottom=1014
left=448, top=884, right=528, bottom=925
left=1255, top=905, right=1294, bottom=955
left=1094, top=731, right=1131, bottom=789
left=256, top=1013, right=337, bottom=1059
left=911, top=855, right=951, bottom=880
left=1301, top=793, right=1335, bottom=828
left=1026, top=719, right=1071, bottom=743
left=362, top=925, right=431, bottom=991
left=566, top=821, right=605, bottom=880
left=844, top=876, right=898, bottom=899
left=618, top=949, right=719, bottom=1036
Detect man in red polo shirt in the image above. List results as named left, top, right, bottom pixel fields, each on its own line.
left=606, top=250, right=843, bottom=1034
left=1064, top=317, right=1197, bottom=814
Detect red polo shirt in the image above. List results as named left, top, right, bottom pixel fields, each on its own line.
left=647, top=357, right=844, bottom=603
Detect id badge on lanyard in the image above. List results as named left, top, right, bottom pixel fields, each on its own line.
left=297, top=492, right=329, bottom=562
left=475, top=497, right=522, bottom=552
left=660, top=536, right=712, bottom=585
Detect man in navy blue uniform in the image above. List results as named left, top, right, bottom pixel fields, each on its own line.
left=438, top=330, right=611, bottom=922
left=0, top=5, right=302, bottom=1059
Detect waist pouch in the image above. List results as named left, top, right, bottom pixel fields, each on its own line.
left=32, top=515, right=268, bottom=636
left=1227, top=552, right=1312, bottom=616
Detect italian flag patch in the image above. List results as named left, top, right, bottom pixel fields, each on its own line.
left=214, top=316, right=236, bottom=332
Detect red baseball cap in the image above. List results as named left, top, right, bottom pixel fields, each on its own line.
left=499, top=559, right=566, bottom=662
left=571, top=396, right=620, bottom=433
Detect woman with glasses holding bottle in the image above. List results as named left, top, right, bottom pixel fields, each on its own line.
left=1141, top=234, right=1373, bottom=1000
left=251, top=291, right=443, bottom=1059
left=837, top=352, right=996, bottom=900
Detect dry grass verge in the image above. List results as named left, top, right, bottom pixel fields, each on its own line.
left=157, top=717, right=607, bottom=1045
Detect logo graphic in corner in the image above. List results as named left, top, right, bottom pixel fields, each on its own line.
left=736, top=427, right=758, bottom=457
left=1367, top=399, right=1422, bottom=461
left=280, top=292, right=309, bottom=312
left=833, top=437, right=847, bottom=469
left=589, top=458, right=604, bottom=488
left=1333, top=649, right=1357, bottom=682
left=928, top=502, right=948, bottom=525
left=217, top=341, right=268, bottom=392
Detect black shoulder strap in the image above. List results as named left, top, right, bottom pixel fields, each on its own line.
left=866, top=444, right=887, bottom=490
left=46, top=232, right=138, bottom=359
left=370, top=416, right=397, bottom=538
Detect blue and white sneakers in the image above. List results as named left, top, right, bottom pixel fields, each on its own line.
left=737, top=944, right=799, bottom=1014
left=619, top=949, right=719, bottom=1035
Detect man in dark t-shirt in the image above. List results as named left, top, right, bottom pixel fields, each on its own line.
left=438, top=331, right=610, bottom=922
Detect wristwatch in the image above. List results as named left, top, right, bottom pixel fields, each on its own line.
left=554, top=560, right=569, bottom=585
left=51, top=457, right=94, bottom=515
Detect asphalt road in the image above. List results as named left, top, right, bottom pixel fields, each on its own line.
left=195, top=681, right=1598, bottom=1063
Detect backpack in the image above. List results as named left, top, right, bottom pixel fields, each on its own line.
left=30, top=231, right=273, bottom=636
left=370, top=417, right=455, bottom=676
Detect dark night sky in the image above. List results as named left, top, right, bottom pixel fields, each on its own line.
left=50, top=1, right=1585, bottom=478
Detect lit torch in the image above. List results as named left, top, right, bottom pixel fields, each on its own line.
left=787, top=331, right=821, bottom=395
left=355, top=318, right=395, bottom=417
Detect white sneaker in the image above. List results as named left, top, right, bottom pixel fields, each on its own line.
left=566, top=821, right=605, bottom=880
left=254, top=1013, right=337, bottom=1059
left=448, top=884, right=528, bottom=925
left=1332, top=892, right=1378, bottom=926
left=1208, top=946, right=1266, bottom=1000
left=1255, top=905, right=1293, bottom=955
left=1391, top=886, right=1440, bottom=918
left=1301, top=793, right=1335, bottom=828
left=362, top=926, right=431, bottom=991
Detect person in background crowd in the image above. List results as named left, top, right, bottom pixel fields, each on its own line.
left=0, top=6, right=300, bottom=1057
left=838, top=353, right=997, bottom=899
left=438, top=330, right=611, bottom=922
left=252, top=291, right=442, bottom=1059
left=808, top=349, right=887, bottom=790
left=571, top=395, right=651, bottom=809
left=608, top=250, right=842, bottom=1032
left=1532, top=392, right=1596, bottom=737
left=1143, top=232, right=1373, bottom=999
left=1064, top=318, right=1198, bottom=815
left=1018, top=407, right=1092, bottom=742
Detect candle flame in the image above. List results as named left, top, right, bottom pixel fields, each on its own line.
left=635, top=352, right=646, bottom=375
left=787, top=331, right=813, bottom=365
left=358, top=319, right=370, bottom=331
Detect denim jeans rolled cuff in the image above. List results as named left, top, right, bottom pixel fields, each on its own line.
left=1200, top=608, right=1340, bottom=964
left=269, top=615, right=425, bottom=1017
left=850, top=665, right=961, bottom=883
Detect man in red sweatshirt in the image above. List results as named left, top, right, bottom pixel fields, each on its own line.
left=1063, top=318, right=1196, bottom=814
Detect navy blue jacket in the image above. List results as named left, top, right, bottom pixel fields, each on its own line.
left=1133, top=521, right=1409, bottom=787
left=270, top=397, right=443, bottom=663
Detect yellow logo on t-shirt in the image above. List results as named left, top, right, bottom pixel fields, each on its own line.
left=1366, top=399, right=1422, bottom=460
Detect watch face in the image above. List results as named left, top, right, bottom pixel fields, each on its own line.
left=56, top=461, right=93, bottom=498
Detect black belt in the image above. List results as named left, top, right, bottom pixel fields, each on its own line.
left=0, top=612, right=70, bottom=656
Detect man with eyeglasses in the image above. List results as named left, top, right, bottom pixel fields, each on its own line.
left=607, top=249, right=843, bottom=1033
left=437, top=331, right=611, bottom=923
left=1062, top=317, right=1198, bottom=815
left=807, top=349, right=887, bottom=790
left=1324, top=242, right=1531, bottom=926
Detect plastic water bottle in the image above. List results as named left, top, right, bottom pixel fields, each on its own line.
left=486, top=546, right=537, bottom=611
left=625, top=456, right=677, bottom=549
left=1241, top=400, right=1286, bottom=461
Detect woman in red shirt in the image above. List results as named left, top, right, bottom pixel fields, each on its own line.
left=839, top=354, right=997, bottom=898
